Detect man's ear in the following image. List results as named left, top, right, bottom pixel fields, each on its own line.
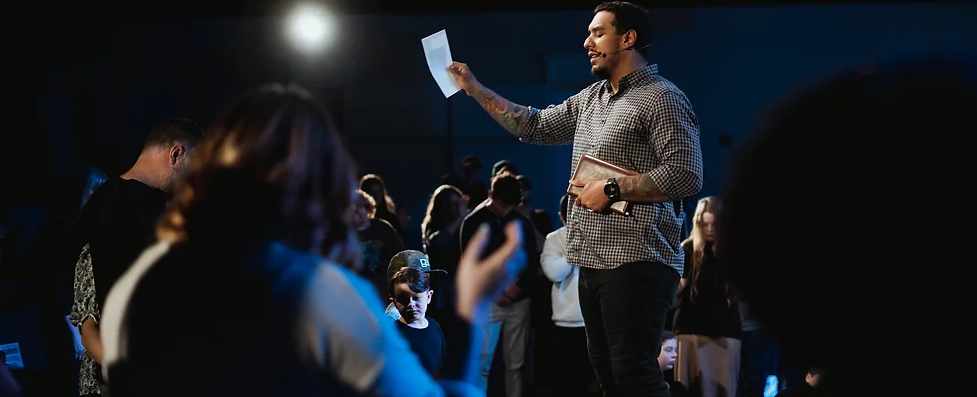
left=169, top=145, right=185, bottom=166
left=623, top=29, right=637, bottom=49
left=427, top=290, right=434, bottom=299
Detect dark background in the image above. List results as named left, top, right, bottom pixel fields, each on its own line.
left=1, top=0, right=974, bottom=383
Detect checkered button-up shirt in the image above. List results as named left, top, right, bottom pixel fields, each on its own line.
left=520, top=64, right=702, bottom=274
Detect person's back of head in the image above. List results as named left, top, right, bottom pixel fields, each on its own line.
left=489, top=173, right=522, bottom=209
left=492, top=160, right=519, bottom=177
left=157, top=84, right=359, bottom=266
left=136, top=118, right=204, bottom=192
left=721, top=56, right=977, bottom=393
left=142, top=118, right=204, bottom=153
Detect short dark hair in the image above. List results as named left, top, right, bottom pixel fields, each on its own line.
left=388, top=266, right=430, bottom=298
left=559, top=193, right=569, bottom=220
left=156, top=85, right=358, bottom=268
left=142, top=118, right=204, bottom=150
left=661, top=330, right=675, bottom=343
left=490, top=173, right=522, bottom=206
left=594, top=1, right=653, bottom=57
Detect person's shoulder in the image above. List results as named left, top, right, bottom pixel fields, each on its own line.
left=427, top=317, right=445, bottom=340
left=578, top=80, right=604, bottom=97
left=110, top=179, right=167, bottom=210
left=310, top=258, right=378, bottom=302
left=462, top=203, right=488, bottom=224
left=643, top=76, right=691, bottom=103
left=427, top=316, right=443, bottom=330
left=546, top=226, right=566, bottom=240
left=429, top=230, right=454, bottom=245
left=371, top=218, right=396, bottom=232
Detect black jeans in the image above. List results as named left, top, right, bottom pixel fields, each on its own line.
left=553, top=326, right=595, bottom=397
left=579, top=261, right=680, bottom=397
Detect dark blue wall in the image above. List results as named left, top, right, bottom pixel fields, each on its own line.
left=1, top=2, right=975, bottom=377
left=15, top=3, right=977, bottom=247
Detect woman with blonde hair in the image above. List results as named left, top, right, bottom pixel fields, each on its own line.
left=672, top=196, right=742, bottom=397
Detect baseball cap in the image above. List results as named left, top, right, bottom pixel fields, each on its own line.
left=386, top=250, right=448, bottom=282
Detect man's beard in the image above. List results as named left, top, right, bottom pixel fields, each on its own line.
left=592, top=64, right=611, bottom=80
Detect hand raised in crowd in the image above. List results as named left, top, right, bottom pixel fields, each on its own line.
left=455, top=220, right=526, bottom=321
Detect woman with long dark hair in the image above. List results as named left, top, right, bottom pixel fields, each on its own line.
left=98, top=84, right=525, bottom=397
left=420, top=184, right=469, bottom=326
left=359, top=174, right=404, bottom=235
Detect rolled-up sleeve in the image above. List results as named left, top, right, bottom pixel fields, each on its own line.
left=646, top=89, right=703, bottom=199
left=519, top=89, right=588, bottom=146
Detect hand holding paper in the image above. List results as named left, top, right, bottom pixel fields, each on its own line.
left=446, top=62, right=481, bottom=96
left=421, top=30, right=462, bottom=98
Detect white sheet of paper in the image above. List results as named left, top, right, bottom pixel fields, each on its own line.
left=421, top=30, right=461, bottom=98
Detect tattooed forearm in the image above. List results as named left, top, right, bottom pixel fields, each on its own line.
left=617, top=173, right=670, bottom=203
left=471, top=86, right=533, bottom=138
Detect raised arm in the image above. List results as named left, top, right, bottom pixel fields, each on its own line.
left=618, top=90, right=703, bottom=203
left=448, top=62, right=582, bottom=145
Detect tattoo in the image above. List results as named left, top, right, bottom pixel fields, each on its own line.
left=617, top=173, right=670, bottom=203
left=472, top=87, right=533, bottom=138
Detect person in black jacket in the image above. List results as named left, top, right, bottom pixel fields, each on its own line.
left=460, top=172, right=539, bottom=396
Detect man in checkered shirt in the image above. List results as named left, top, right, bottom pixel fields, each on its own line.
left=448, top=2, right=702, bottom=396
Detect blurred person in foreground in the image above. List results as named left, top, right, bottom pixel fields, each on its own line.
left=98, top=84, right=527, bottom=397
left=720, top=56, right=976, bottom=397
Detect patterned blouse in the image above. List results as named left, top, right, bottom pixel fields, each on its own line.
left=69, top=244, right=100, bottom=395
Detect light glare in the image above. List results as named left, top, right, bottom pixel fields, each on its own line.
left=287, top=4, right=333, bottom=53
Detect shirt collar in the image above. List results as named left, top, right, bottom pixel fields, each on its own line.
left=604, top=63, right=659, bottom=94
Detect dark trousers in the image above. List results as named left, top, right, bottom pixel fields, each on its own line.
left=579, top=261, right=680, bottom=397
left=552, top=325, right=594, bottom=397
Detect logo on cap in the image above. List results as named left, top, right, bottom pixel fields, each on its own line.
left=419, top=258, right=430, bottom=270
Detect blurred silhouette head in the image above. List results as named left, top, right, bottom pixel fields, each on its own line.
left=721, top=56, right=977, bottom=387
left=488, top=173, right=522, bottom=215
left=157, top=84, right=359, bottom=267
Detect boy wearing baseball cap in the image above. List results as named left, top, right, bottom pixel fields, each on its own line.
left=388, top=252, right=447, bottom=377
left=384, top=250, right=448, bottom=319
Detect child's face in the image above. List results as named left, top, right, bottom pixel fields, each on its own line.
left=391, top=282, right=433, bottom=322
left=658, top=338, right=677, bottom=371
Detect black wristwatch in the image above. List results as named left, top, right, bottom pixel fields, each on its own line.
left=604, top=178, right=620, bottom=202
